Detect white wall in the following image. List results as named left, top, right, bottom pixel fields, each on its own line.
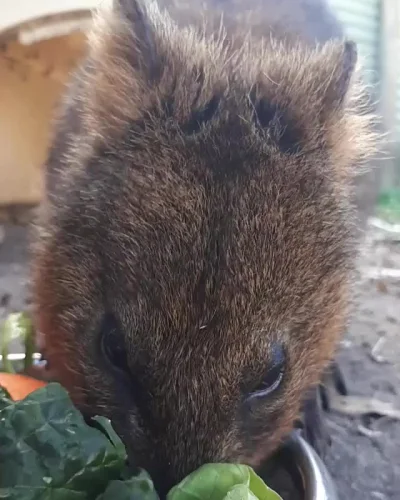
left=0, top=32, right=87, bottom=205
left=0, top=0, right=110, bottom=34
left=0, top=1, right=105, bottom=205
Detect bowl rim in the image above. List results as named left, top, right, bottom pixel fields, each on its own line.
left=281, top=431, right=338, bottom=500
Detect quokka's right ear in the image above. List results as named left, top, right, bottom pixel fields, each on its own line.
left=321, top=40, right=358, bottom=112
left=112, top=0, right=160, bottom=81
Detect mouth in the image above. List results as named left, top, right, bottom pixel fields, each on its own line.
left=121, top=431, right=337, bottom=500
left=19, top=355, right=337, bottom=499
left=258, top=435, right=305, bottom=499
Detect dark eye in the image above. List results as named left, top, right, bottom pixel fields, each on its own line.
left=100, top=313, right=130, bottom=374
left=246, top=344, right=285, bottom=401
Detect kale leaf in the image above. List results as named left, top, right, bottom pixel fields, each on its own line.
left=0, top=382, right=282, bottom=500
left=0, top=382, right=158, bottom=500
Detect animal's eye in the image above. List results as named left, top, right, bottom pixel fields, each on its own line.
left=246, top=344, right=285, bottom=401
left=100, top=313, right=129, bottom=374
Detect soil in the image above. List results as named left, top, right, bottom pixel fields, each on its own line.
left=0, top=221, right=399, bottom=499
left=325, top=224, right=400, bottom=500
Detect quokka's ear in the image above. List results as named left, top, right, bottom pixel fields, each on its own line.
left=254, top=38, right=360, bottom=126
left=79, top=0, right=168, bottom=142
left=312, top=40, right=380, bottom=178
left=322, top=40, right=358, bottom=110
left=113, top=0, right=160, bottom=81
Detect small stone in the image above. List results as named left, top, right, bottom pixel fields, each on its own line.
left=371, top=492, right=386, bottom=500
left=376, top=280, right=388, bottom=293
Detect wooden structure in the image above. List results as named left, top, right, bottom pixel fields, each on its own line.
left=0, top=0, right=398, bottom=207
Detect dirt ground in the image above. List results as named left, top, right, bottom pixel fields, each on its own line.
left=0, top=221, right=399, bottom=499
left=324, top=221, right=400, bottom=500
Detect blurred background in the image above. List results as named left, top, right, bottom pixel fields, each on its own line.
left=0, top=1, right=399, bottom=499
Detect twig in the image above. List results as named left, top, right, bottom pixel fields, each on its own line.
left=369, top=217, right=400, bottom=234
left=369, top=336, right=388, bottom=364
left=363, top=267, right=400, bottom=280
left=329, top=395, right=400, bottom=420
left=356, top=423, right=382, bottom=439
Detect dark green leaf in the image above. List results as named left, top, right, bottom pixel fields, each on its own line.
left=0, top=383, right=127, bottom=500
left=97, top=470, right=159, bottom=500
left=0, top=381, right=283, bottom=500
left=0, top=386, right=13, bottom=410
left=91, top=416, right=127, bottom=458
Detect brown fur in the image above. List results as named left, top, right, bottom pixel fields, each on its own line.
left=31, top=0, right=379, bottom=493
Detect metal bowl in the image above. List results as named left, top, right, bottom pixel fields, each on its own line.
left=261, top=431, right=338, bottom=500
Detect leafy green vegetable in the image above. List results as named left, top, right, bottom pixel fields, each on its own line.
left=98, top=471, right=159, bottom=500
left=91, top=415, right=128, bottom=458
left=0, top=385, right=13, bottom=410
left=0, top=382, right=282, bottom=500
left=167, top=464, right=282, bottom=500
left=0, top=383, right=129, bottom=499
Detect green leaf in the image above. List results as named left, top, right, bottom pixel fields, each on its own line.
left=91, top=416, right=127, bottom=458
left=247, top=467, right=282, bottom=500
left=223, top=484, right=258, bottom=500
left=0, top=383, right=128, bottom=500
left=97, top=470, right=159, bottom=500
left=166, top=464, right=283, bottom=500
left=0, top=381, right=283, bottom=500
left=0, top=385, right=13, bottom=410
left=0, top=385, right=12, bottom=400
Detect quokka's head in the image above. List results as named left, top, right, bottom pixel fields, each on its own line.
left=32, top=0, right=379, bottom=494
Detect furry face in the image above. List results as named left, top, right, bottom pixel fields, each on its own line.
left=31, top=0, right=378, bottom=493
